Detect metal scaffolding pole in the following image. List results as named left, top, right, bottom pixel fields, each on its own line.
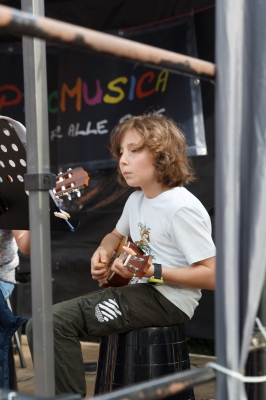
left=0, top=3, right=217, bottom=397
left=0, top=4, right=215, bottom=81
left=21, top=0, right=55, bottom=396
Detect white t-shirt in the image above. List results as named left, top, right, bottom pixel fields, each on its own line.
left=116, top=187, right=216, bottom=318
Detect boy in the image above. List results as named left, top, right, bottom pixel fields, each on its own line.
left=26, top=114, right=216, bottom=396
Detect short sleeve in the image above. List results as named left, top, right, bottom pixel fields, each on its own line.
left=116, top=196, right=130, bottom=236
left=171, top=206, right=216, bottom=265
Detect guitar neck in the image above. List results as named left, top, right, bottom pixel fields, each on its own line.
left=108, top=251, right=119, bottom=267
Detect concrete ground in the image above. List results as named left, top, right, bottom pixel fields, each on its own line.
left=14, top=335, right=216, bottom=399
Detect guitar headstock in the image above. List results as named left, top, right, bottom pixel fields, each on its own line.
left=124, top=254, right=152, bottom=279
left=53, top=167, right=90, bottom=198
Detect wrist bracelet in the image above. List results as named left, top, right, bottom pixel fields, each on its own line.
left=147, top=263, right=164, bottom=284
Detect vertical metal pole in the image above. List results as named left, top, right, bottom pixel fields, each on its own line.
left=246, top=281, right=266, bottom=400
left=21, top=0, right=55, bottom=396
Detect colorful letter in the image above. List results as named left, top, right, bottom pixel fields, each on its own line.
left=48, top=90, right=58, bottom=114
left=103, top=77, right=128, bottom=104
left=83, top=80, right=103, bottom=106
left=0, top=85, right=22, bottom=110
left=61, top=77, right=82, bottom=112
left=128, top=76, right=136, bottom=101
left=136, top=72, right=155, bottom=99
left=155, top=70, right=169, bottom=92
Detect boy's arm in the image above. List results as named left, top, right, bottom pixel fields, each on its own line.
left=146, top=256, right=216, bottom=290
left=111, top=246, right=216, bottom=290
left=12, top=230, right=30, bottom=255
left=91, top=228, right=124, bottom=283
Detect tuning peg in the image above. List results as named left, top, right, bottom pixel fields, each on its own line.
left=68, top=194, right=72, bottom=201
left=67, top=168, right=72, bottom=171
left=77, top=190, right=81, bottom=198
left=61, top=186, right=66, bottom=191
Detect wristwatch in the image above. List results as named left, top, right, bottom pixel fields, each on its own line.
left=147, top=263, right=164, bottom=284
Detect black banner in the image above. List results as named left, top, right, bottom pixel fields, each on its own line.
left=0, top=16, right=207, bottom=172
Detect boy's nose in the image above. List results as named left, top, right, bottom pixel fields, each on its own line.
left=120, top=153, right=128, bottom=164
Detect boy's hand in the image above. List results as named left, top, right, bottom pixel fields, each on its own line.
left=144, top=263, right=155, bottom=278
left=91, top=246, right=109, bottom=284
left=110, top=246, right=136, bottom=279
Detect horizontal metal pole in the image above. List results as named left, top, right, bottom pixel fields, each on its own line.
left=0, top=389, right=82, bottom=400
left=88, top=366, right=216, bottom=400
left=0, top=5, right=215, bottom=81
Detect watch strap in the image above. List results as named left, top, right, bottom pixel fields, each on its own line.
left=147, top=263, right=164, bottom=284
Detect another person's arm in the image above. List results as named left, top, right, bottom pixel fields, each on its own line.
left=12, top=230, right=30, bottom=255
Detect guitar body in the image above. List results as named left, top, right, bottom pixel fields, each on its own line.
left=100, top=236, right=152, bottom=288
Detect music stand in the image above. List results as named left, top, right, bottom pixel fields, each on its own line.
left=0, top=118, right=79, bottom=231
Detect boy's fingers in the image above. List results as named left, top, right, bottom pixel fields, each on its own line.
left=95, top=262, right=107, bottom=269
left=122, top=246, right=136, bottom=256
left=98, top=277, right=108, bottom=284
left=92, top=269, right=107, bottom=280
left=98, top=250, right=108, bottom=263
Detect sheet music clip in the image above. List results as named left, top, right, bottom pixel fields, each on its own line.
left=0, top=117, right=80, bottom=231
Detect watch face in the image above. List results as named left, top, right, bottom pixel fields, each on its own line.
left=153, top=263, right=162, bottom=279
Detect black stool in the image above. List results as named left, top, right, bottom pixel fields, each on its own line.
left=94, top=324, right=195, bottom=400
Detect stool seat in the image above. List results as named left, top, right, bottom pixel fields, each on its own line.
left=94, top=324, right=195, bottom=400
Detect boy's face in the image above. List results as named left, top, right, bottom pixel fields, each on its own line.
left=119, top=129, right=157, bottom=192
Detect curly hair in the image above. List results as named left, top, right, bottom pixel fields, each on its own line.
left=110, top=114, right=195, bottom=188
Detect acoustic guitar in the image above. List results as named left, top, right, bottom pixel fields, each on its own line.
left=99, top=236, right=152, bottom=288
left=53, top=167, right=90, bottom=198
left=49, top=167, right=90, bottom=232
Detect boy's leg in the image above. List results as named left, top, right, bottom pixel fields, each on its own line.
left=26, top=295, right=92, bottom=397
left=26, top=285, right=189, bottom=396
left=78, top=284, right=189, bottom=336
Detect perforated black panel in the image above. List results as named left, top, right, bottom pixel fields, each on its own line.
left=0, top=119, right=29, bottom=229
left=0, top=119, right=78, bottom=231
